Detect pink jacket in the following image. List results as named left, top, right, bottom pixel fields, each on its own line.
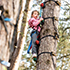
left=28, top=18, right=41, bottom=32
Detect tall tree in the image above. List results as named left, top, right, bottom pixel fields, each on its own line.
left=0, top=0, right=19, bottom=70
left=9, top=0, right=26, bottom=70
left=9, top=0, right=33, bottom=70
left=0, top=0, right=23, bottom=70
left=37, top=0, right=61, bottom=70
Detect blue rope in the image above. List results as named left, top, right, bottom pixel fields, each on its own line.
left=39, top=7, right=42, bottom=17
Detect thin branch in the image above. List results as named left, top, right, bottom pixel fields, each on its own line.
left=57, top=54, right=70, bottom=60
left=63, top=27, right=70, bottom=34
left=63, top=0, right=70, bottom=5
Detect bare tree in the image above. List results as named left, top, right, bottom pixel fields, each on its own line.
left=37, top=0, right=61, bottom=70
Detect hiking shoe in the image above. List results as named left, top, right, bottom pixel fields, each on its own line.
left=32, top=53, right=37, bottom=62
left=33, top=57, right=37, bottom=61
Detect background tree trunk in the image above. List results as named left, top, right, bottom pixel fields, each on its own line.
left=9, top=0, right=32, bottom=70
left=37, top=0, right=61, bottom=70
left=0, top=0, right=22, bottom=70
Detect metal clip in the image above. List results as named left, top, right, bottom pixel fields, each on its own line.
left=54, top=32, right=59, bottom=40
left=51, top=52, right=56, bottom=56
left=54, top=17, right=58, bottom=21
left=55, top=35, right=59, bottom=40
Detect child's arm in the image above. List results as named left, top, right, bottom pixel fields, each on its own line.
left=33, top=18, right=43, bottom=26
left=38, top=18, right=43, bottom=24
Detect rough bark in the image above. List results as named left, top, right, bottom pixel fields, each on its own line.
left=37, top=0, right=61, bottom=70
left=9, top=0, right=32, bottom=70
left=9, top=0, right=26, bottom=70
left=0, top=0, right=20, bottom=70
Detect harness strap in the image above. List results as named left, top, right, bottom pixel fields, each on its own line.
left=31, top=30, right=36, bottom=37
left=37, top=51, right=56, bottom=68
left=37, top=52, right=56, bottom=58
left=40, top=34, right=59, bottom=40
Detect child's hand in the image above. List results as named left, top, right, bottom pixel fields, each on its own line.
left=39, top=18, right=43, bottom=23
left=40, top=18, right=43, bottom=21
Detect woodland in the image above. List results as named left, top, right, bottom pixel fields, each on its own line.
left=0, top=0, right=70, bottom=70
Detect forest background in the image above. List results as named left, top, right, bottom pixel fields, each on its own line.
left=0, top=0, right=70, bottom=70
left=18, top=0, right=70, bottom=70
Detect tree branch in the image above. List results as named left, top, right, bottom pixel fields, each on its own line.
left=57, top=54, right=70, bottom=60
left=63, top=27, right=70, bottom=34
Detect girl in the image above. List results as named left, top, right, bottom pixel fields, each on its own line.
left=28, top=10, right=43, bottom=61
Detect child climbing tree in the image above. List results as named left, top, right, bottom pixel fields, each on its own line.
left=37, top=0, right=61, bottom=70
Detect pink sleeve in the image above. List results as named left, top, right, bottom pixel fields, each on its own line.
left=28, top=18, right=34, bottom=24
left=29, top=18, right=40, bottom=26
left=32, top=20, right=40, bottom=26
left=28, top=18, right=34, bottom=27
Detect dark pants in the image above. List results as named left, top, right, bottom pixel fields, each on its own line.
left=31, top=30, right=40, bottom=55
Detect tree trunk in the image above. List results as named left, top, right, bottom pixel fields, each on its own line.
left=9, top=0, right=32, bottom=70
left=37, top=0, right=61, bottom=70
left=0, top=0, right=21, bottom=70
